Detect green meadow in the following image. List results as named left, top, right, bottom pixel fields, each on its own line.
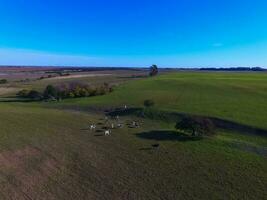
left=62, top=72, right=267, bottom=129
left=0, top=71, right=266, bottom=199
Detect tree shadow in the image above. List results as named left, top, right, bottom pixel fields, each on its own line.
left=136, top=130, right=202, bottom=142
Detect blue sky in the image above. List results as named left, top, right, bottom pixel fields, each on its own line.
left=0, top=0, right=267, bottom=67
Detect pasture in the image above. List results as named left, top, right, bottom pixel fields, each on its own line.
left=0, top=70, right=266, bottom=199
left=62, top=72, right=267, bottom=130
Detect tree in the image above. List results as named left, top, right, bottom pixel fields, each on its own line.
left=43, top=85, right=58, bottom=99
left=175, top=116, right=215, bottom=137
left=149, top=65, right=158, bottom=76
left=144, top=99, right=155, bottom=108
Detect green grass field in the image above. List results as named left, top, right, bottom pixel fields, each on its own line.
left=60, top=72, right=267, bottom=130
left=0, top=71, right=266, bottom=199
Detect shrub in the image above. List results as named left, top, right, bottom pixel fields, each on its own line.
left=68, top=92, right=75, bottom=98
left=0, top=79, right=7, bottom=84
left=17, top=89, right=30, bottom=98
left=144, top=99, right=155, bottom=108
left=17, top=89, right=42, bottom=100
left=175, top=116, right=215, bottom=136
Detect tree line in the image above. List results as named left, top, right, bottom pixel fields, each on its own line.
left=17, top=82, right=113, bottom=101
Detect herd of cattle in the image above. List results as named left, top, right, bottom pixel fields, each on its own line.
left=89, top=115, right=141, bottom=136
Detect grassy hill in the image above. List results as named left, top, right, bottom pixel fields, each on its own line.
left=0, top=71, right=266, bottom=199
left=61, top=72, right=267, bottom=130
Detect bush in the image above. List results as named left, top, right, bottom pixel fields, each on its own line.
left=144, top=99, right=155, bottom=108
left=0, top=79, right=7, bottom=84
left=175, top=116, right=215, bottom=136
left=17, top=89, right=30, bottom=98
left=17, top=89, right=42, bottom=100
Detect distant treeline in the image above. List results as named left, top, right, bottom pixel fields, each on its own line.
left=43, top=67, right=146, bottom=74
left=199, top=67, right=266, bottom=71
left=17, top=82, right=113, bottom=101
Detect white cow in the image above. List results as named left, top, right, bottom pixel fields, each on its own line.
left=104, top=130, right=111, bottom=136
left=90, top=124, right=96, bottom=130
left=117, top=123, right=123, bottom=128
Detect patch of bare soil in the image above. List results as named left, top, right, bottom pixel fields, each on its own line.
left=0, top=146, right=60, bottom=200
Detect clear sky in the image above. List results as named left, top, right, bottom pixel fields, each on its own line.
left=0, top=0, right=267, bottom=67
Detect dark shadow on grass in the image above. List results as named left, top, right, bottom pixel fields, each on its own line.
left=136, top=130, right=202, bottom=142
left=0, top=97, right=40, bottom=103
left=109, top=107, right=267, bottom=137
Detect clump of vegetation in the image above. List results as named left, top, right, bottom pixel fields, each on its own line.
left=17, top=82, right=113, bottom=101
left=55, top=82, right=113, bottom=99
left=17, top=89, right=30, bottom=98
left=17, top=89, right=42, bottom=100
left=175, top=116, right=215, bottom=137
left=44, top=85, right=59, bottom=100
left=149, top=65, right=158, bottom=76
left=0, top=79, right=8, bottom=84
left=28, top=90, right=43, bottom=100
left=144, top=99, right=155, bottom=108
left=142, top=99, right=155, bottom=117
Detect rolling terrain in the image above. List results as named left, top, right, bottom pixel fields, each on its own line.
left=0, top=70, right=266, bottom=199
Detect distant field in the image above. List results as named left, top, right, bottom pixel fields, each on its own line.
left=60, top=72, right=267, bottom=130
left=0, top=69, right=147, bottom=96
left=0, top=70, right=266, bottom=199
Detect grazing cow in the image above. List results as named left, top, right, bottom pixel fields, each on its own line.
left=104, top=130, right=111, bottom=136
left=90, top=124, right=96, bottom=130
left=117, top=123, right=123, bottom=128
left=132, top=121, right=139, bottom=128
